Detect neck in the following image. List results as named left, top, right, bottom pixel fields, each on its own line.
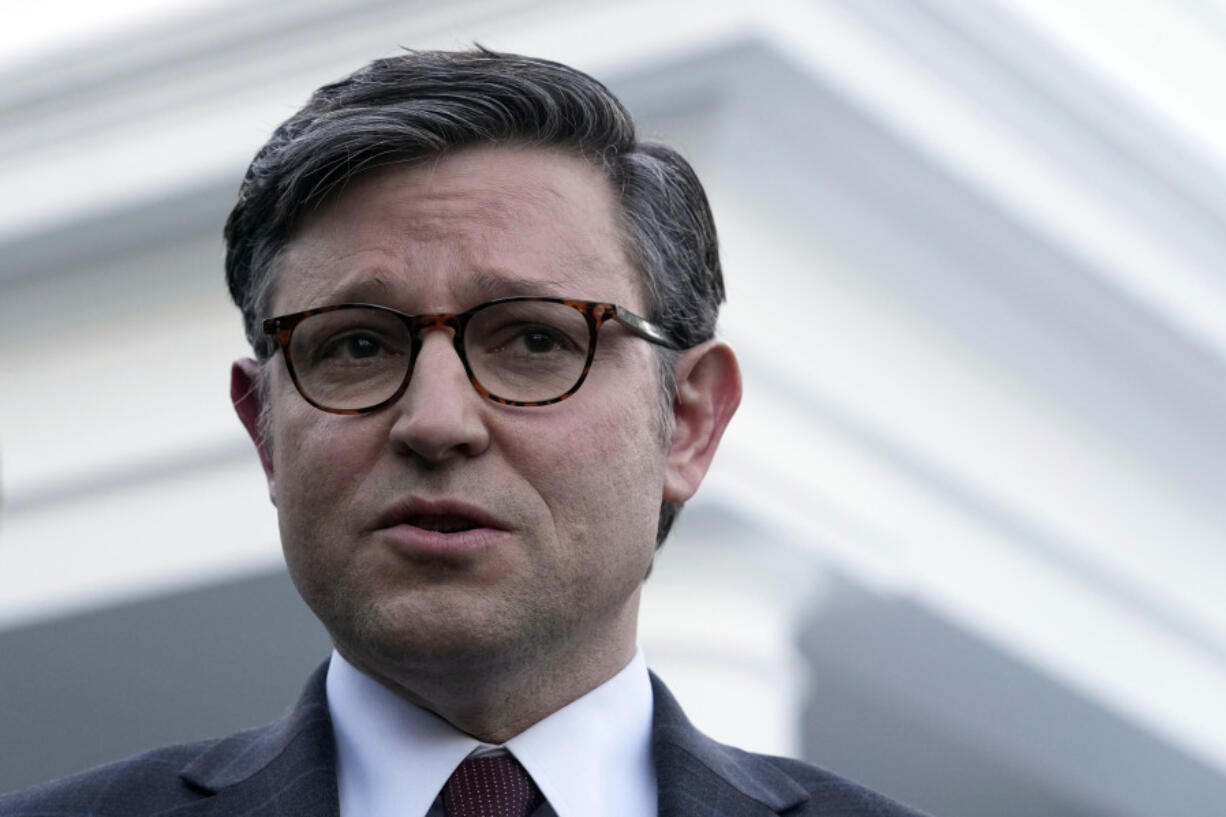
left=337, top=614, right=639, bottom=744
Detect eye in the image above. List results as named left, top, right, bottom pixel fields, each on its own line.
left=468, top=301, right=589, bottom=362
left=317, top=331, right=392, bottom=362
left=517, top=327, right=567, bottom=354
left=341, top=334, right=381, bottom=358
left=491, top=323, right=585, bottom=358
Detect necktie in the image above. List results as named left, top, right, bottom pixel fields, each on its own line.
left=442, top=754, right=544, bottom=817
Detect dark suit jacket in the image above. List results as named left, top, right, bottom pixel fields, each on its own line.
left=0, top=663, right=928, bottom=816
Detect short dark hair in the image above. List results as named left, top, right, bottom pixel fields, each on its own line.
left=224, top=47, right=725, bottom=545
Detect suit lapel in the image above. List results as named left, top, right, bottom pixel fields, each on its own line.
left=650, top=673, right=809, bottom=817
left=167, top=662, right=339, bottom=817
left=145, top=663, right=806, bottom=817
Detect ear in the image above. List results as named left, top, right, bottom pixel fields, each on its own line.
left=231, top=358, right=277, bottom=506
left=663, top=340, right=742, bottom=503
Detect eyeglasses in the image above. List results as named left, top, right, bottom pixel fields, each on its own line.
left=263, top=296, right=681, bottom=413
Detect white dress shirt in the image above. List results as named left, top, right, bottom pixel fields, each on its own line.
left=326, top=648, right=657, bottom=817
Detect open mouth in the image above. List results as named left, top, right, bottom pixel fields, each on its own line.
left=372, top=497, right=507, bottom=541
left=406, top=514, right=481, bottom=534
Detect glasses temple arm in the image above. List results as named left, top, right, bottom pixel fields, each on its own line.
left=613, top=306, right=682, bottom=350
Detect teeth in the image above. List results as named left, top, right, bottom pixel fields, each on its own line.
left=411, top=514, right=477, bottom=533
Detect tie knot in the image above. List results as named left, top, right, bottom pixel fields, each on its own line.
left=442, top=754, right=544, bottom=817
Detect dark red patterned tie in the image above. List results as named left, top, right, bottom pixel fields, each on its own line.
left=442, top=754, right=544, bottom=817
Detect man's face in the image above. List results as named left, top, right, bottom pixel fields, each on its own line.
left=248, top=146, right=671, bottom=680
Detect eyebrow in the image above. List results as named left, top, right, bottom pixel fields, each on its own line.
left=320, top=273, right=398, bottom=305
left=314, top=269, right=573, bottom=311
left=465, top=270, right=569, bottom=300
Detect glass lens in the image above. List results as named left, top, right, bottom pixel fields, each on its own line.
left=289, top=307, right=411, bottom=410
left=466, top=300, right=591, bottom=401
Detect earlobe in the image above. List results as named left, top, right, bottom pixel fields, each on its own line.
left=662, top=341, right=742, bottom=503
left=231, top=358, right=277, bottom=506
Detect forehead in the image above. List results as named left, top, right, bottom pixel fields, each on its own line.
left=271, top=145, right=641, bottom=314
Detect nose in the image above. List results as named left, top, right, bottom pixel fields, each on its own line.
left=387, top=329, right=490, bottom=463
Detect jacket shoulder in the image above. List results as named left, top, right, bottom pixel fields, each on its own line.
left=1, top=664, right=335, bottom=817
left=745, top=750, right=930, bottom=816
left=649, top=672, right=930, bottom=816
left=0, top=738, right=221, bottom=816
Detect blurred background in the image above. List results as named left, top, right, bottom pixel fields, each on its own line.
left=3, top=0, right=1226, bottom=814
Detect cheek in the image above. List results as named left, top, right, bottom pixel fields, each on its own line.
left=271, top=407, right=379, bottom=536
left=510, top=393, right=666, bottom=561
left=270, top=409, right=392, bottom=609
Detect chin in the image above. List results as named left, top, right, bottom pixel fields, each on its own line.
left=332, top=596, right=520, bottom=671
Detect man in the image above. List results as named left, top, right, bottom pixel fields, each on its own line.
left=0, top=49, right=927, bottom=816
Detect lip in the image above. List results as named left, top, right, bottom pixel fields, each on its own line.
left=369, top=496, right=511, bottom=558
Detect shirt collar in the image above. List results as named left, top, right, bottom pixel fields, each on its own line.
left=326, top=649, right=656, bottom=817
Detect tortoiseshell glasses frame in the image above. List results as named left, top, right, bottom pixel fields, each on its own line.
left=262, top=296, right=681, bottom=414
